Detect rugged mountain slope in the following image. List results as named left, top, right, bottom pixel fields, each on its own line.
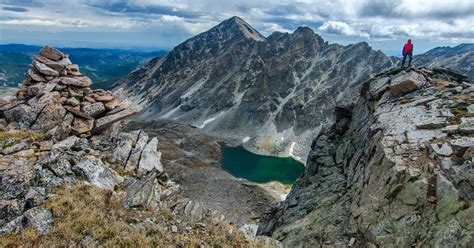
left=414, top=43, right=474, bottom=80
left=116, top=16, right=396, bottom=161
left=258, top=67, right=473, bottom=247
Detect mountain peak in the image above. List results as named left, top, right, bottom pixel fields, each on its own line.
left=214, top=16, right=265, bottom=42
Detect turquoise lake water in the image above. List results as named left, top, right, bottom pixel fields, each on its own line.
left=220, top=145, right=305, bottom=185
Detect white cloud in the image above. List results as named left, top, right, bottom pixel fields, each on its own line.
left=318, top=21, right=369, bottom=38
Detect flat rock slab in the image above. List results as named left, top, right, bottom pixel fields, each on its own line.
left=60, top=77, right=92, bottom=88
left=95, top=107, right=138, bottom=130
left=39, top=46, right=64, bottom=61
left=33, top=61, right=59, bottom=76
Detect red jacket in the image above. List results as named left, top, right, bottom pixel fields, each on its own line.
left=403, top=40, right=413, bottom=55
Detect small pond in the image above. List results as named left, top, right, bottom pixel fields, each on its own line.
left=220, top=145, right=305, bottom=185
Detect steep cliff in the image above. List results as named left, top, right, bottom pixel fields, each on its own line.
left=115, top=16, right=396, bottom=161
left=259, top=67, right=473, bottom=247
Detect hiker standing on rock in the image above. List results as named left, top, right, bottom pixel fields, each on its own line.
left=401, top=39, right=413, bottom=68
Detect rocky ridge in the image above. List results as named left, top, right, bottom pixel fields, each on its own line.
left=258, top=67, right=473, bottom=247
left=0, top=47, right=280, bottom=246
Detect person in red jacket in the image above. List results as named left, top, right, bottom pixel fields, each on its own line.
left=401, top=39, right=413, bottom=68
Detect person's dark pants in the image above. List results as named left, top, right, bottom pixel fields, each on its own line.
left=401, top=53, right=412, bottom=67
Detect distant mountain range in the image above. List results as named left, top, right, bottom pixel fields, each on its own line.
left=414, top=43, right=474, bottom=80
left=115, top=17, right=473, bottom=161
left=0, top=44, right=166, bottom=89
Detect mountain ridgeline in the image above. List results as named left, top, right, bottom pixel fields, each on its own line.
left=116, top=17, right=397, bottom=160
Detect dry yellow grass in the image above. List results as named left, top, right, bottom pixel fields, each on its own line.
left=0, top=128, right=44, bottom=147
left=0, top=184, right=272, bottom=247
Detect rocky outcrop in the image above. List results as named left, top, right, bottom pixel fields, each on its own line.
left=0, top=46, right=137, bottom=138
left=259, top=67, right=473, bottom=247
left=115, top=16, right=396, bottom=162
left=0, top=47, right=176, bottom=237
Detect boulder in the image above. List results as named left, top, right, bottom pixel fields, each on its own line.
left=38, top=46, right=64, bottom=61
left=431, top=143, right=453, bottom=157
left=74, top=156, right=123, bottom=190
left=32, top=61, right=59, bottom=76
left=389, top=71, right=427, bottom=96
left=24, top=207, right=53, bottom=235
left=30, top=102, right=67, bottom=130
left=82, top=102, right=106, bottom=118
left=3, top=104, right=36, bottom=127
left=137, top=137, right=163, bottom=177
left=94, top=107, right=138, bottom=130
left=60, top=77, right=92, bottom=88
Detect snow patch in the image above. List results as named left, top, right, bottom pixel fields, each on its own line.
left=288, top=142, right=302, bottom=162
left=198, top=117, right=217, bottom=129
left=280, top=194, right=288, bottom=201
left=243, top=136, right=250, bottom=143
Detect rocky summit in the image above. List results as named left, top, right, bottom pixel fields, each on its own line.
left=258, top=67, right=474, bottom=247
left=0, top=47, right=281, bottom=247
left=115, top=16, right=397, bottom=162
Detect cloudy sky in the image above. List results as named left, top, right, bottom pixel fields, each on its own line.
left=1, top=0, right=473, bottom=55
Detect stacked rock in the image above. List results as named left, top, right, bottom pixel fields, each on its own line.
left=1, top=46, right=136, bottom=139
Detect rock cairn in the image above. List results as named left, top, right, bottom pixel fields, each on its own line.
left=1, top=46, right=136, bottom=139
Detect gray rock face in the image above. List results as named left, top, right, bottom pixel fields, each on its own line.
left=109, top=131, right=139, bottom=165
left=125, top=131, right=149, bottom=172
left=74, top=156, right=123, bottom=190
left=137, top=137, right=163, bottom=177
left=116, top=16, right=397, bottom=161
left=259, top=68, right=473, bottom=247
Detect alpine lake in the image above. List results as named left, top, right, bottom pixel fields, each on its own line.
left=220, top=145, right=305, bottom=185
